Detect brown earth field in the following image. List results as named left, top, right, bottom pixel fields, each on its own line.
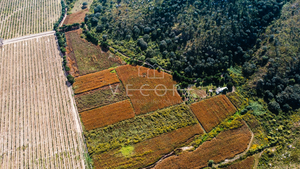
left=80, top=100, right=135, bottom=130
left=93, top=124, right=204, bottom=169
left=223, top=156, right=255, bottom=169
left=153, top=123, right=252, bottom=169
left=116, top=65, right=183, bottom=115
left=75, top=83, right=128, bottom=112
left=73, top=68, right=120, bottom=94
left=190, top=95, right=237, bottom=132
left=65, top=29, right=123, bottom=76
left=63, top=8, right=88, bottom=25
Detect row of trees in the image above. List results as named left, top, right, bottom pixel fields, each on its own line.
left=54, top=0, right=66, bottom=30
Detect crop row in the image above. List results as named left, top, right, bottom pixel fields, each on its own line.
left=80, top=100, right=135, bottom=130
left=190, top=95, right=237, bottom=132
left=73, top=68, right=120, bottom=94
left=0, top=0, right=61, bottom=39
left=0, top=35, right=85, bottom=168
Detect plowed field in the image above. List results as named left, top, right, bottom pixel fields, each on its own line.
left=154, top=123, right=252, bottom=169
left=190, top=95, right=237, bottom=132
left=80, top=100, right=135, bottom=130
left=73, top=68, right=120, bottom=94
left=224, top=156, right=255, bottom=169
left=116, top=65, right=182, bottom=115
left=63, top=8, right=88, bottom=25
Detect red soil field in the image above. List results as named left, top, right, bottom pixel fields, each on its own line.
left=93, top=124, right=204, bottom=169
left=154, top=123, right=252, bottom=169
left=80, top=100, right=135, bottom=130
left=116, top=65, right=182, bottom=115
left=63, top=8, right=88, bottom=25
left=224, top=156, right=255, bottom=169
left=73, top=68, right=120, bottom=94
left=190, top=95, right=237, bottom=132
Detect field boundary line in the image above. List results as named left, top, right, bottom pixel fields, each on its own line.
left=3, top=31, right=55, bottom=45
left=186, top=104, right=207, bottom=134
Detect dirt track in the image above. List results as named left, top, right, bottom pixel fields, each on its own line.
left=2, top=31, right=56, bottom=45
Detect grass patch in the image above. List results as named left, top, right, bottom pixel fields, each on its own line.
left=71, top=0, right=93, bottom=13
left=120, top=146, right=134, bottom=157
left=65, top=29, right=122, bottom=76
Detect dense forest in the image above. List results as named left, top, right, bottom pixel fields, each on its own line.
left=84, top=0, right=288, bottom=85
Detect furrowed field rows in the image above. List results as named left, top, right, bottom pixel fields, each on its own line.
left=0, top=35, right=86, bottom=168
left=0, top=0, right=61, bottom=40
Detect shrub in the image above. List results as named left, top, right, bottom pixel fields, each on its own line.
left=67, top=74, right=75, bottom=84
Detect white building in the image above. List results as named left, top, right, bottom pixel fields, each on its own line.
left=216, top=87, right=228, bottom=94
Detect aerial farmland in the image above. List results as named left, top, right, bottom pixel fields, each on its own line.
left=0, top=34, right=86, bottom=168
left=1, top=0, right=300, bottom=168
left=0, top=0, right=62, bottom=39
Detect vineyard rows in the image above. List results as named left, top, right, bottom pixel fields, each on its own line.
left=0, top=35, right=85, bottom=168
left=0, top=0, right=61, bottom=40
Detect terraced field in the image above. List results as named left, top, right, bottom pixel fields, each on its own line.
left=0, top=34, right=86, bottom=168
left=0, top=0, right=62, bottom=39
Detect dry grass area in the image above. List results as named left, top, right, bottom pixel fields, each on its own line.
left=73, top=68, right=120, bottom=94
left=75, top=83, right=128, bottom=112
left=71, top=0, right=93, bottom=13
left=64, top=8, right=88, bottom=25
left=224, top=156, right=255, bottom=169
left=93, top=124, right=204, bottom=169
left=80, top=100, right=135, bottom=130
left=116, top=65, right=182, bottom=115
left=154, top=123, right=252, bottom=169
left=65, top=29, right=123, bottom=76
left=0, top=35, right=85, bottom=168
left=190, top=95, right=237, bottom=132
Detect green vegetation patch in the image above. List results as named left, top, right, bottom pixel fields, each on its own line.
left=258, top=110, right=300, bottom=168
left=84, top=104, right=198, bottom=155
left=120, top=145, right=134, bottom=157
left=75, top=83, right=128, bottom=112
left=226, top=92, right=247, bottom=110
left=65, top=30, right=121, bottom=76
